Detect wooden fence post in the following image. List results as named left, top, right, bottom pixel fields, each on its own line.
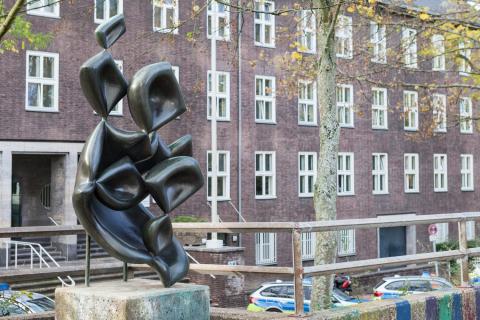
left=292, top=228, right=304, bottom=316
left=458, top=219, right=470, bottom=287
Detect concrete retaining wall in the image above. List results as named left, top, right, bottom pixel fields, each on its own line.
left=211, top=288, right=480, bottom=320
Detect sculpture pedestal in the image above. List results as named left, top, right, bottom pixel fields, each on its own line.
left=55, top=278, right=210, bottom=320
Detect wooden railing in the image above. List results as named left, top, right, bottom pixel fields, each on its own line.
left=1, top=212, right=479, bottom=317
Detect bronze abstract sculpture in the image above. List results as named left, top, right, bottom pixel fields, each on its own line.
left=73, top=14, right=204, bottom=287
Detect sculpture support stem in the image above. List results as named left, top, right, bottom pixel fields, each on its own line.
left=85, top=234, right=91, bottom=287
left=123, top=262, right=128, bottom=282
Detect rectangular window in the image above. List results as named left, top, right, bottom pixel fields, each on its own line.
left=301, top=232, right=315, bottom=260
left=459, top=41, right=472, bottom=75
left=402, top=27, right=417, bottom=68
left=337, top=229, right=355, bottom=256
left=299, top=152, right=317, bottom=197
left=433, top=94, right=447, bottom=133
left=467, top=221, right=475, bottom=241
left=298, top=81, right=317, bottom=125
left=254, top=1, right=275, bottom=47
left=26, top=51, right=59, bottom=112
left=370, top=21, right=386, bottom=63
left=461, top=154, right=474, bottom=191
left=404, top=91, right=418, bottom=131
left=432, top=35, right=445, bottom=71
left=94, top=0, right=123, bottom=23
left=336, top=84, right=354, bottom=127
left=299, top=10, right=316, bottom=53
left=372, top=88, right=388, bottom=129
left=207, top=0, right=230, bottom=40
left=109, top=60, right=123, bottom=115
left=460, top=97, right=473, bottom=134
left=207, top=71, right=230, bottom=121
left=207, top=151, right=230, bottom=201
left=338, top=153, right=354, bottom=196
left=255, top=152, right=276, bottom=199
left=255, top=233, right=276, bottom=265
left=336, top=15, right=352, bottom=59
left=404, top=153, right=419, bottom=193
left=435, top=223, right=449, bottom=243
left=434, top=154, right=447, bottom=192
left=27, top=0, right=60, bottom=18
left=255, top=76, right=275, bottom=123
left=153, top=0, right=178, bottom=33
left=372, top=153, right=388, bottom=194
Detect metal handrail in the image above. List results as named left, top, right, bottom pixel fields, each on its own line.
left=5, top=240, right=75, bottom=287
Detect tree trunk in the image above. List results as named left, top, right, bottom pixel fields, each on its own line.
left=0, top=0, right=25, bottom=42
left=311, top=0, right=341, bottom=311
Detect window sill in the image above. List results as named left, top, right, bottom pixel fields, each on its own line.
left=299, top=194, right=313, bottom=198
left=461, top=189, right=475, bottom=192
left=404, top=190, right=420, bottom=194
left=373, top=192, right=389, bottom=195
left=298, top=122, right=318, bottom=127
left=207, top=118, right=231, bottom=122
left=337, top=253, right=356, bottom=257
left=27, top=12, right=61, bottom=19
left=434, top=130, right=447, bottom=134
left=207, top=35, right=230, bottom=42
left=371, top=59, right=387, bottom=64
left=255, top=196, right=277, bottom=200
left=404, top=128, right=419, bottom=132
left=302, top=257, right=314, bottom=261
left=256, top=262, right=277, bottom=266
left=336, top=55, right=353, bottom=60
left=460, top=131, right=474, bottom=135
left=340, top=124, right=355, bottom=129
left=153, top=28, right=179, bottom=35
left=254, top=43, right=276, bottom=49
left=434, top=190, right=448, bottom=193
left=207, top=198, right=231, bottom=202
left=372, top=126, right=388, bottom=131
left=25, top=107, right=59, bottom=113
left=255, top=120, right=276, bottom=125
left=432, top=68, right=446, bottom=72
left=337, top=193, right=355, bottom=197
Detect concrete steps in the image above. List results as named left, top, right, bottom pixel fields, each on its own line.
left=77, top=235, right=110, bottom=259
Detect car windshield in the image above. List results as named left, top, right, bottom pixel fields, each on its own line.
left=26, top=297, right=54, bottom=311
left=333, top=288, right=355, bottom=301
left=0, top=298, right=27, bottom=316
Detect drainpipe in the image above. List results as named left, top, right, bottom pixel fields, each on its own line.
left=237, top=0, right=243, bottom=247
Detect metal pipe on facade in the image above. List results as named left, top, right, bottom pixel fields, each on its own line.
left=237, top=0, right=243, bottom=247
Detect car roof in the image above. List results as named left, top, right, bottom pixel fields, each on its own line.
left=382, top=276, right=449, bottom=282
left=0, top=290, right=51, bottom=302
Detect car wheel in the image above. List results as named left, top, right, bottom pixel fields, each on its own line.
left=266, top=308, right=282, bottom=313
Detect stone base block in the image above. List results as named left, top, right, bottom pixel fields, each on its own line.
left=55, top=278, right=210, bottom=320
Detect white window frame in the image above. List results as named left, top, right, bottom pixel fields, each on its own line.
left=402, top=27, right=417, bottom=68
left=467, top=221, right=475, bottom=241
left=298, top=81, right=317, bottom=126
left=460, top=97, right=473, bottom=134
left=299, top=10, right=316, bottom=54
left=433, top=154, right=448, bottom=192
left=94, top=0, right=123, bottom=24
left=27, top=0, right=60, bottom=18
left=301, top=232, right=315, bottom=260
left=433, top=94, right=447, bottom=133
left=336, top=84, right=354, bottom=128
left=153, top=0, right=179, bottom=34
left=432, top=34, right=445, bottom=71
left=207, top=150, right=230, bottom=201
left=372, top=153, right=388, bottom=195
left=459, top=41, right=472, bottom=76
left=109, top=60, right=123, bottom=116
left=337, top=229, right=355, bottom=256
left=404, top=153, right=419, bottom=193
left=435, top=223, right=449, bottom=243
left=404, top=91, right=418, bottom=131
left=337, top=152, right=354, bottom=196
left=372, top=87, right=388, bottom=130
left=255, top=76, right=276, bottom=124
left=461, top=154, right=474, bottom=191
left=254, top=1, right=275, bottom=48
left=370, top=21, right=386, bottom=63
left=207, top=71, right=230, bottom=121
left=299, top=152, right=317, bottom=197
left=207, top=0, right=230, bottom=41
left=25, top=51, right=59, bottom=112
left=336, top=15, right=353, bottom=59
left=255, top=233, right=276, bottom=265
left=255, top=151, right=276, bottom=199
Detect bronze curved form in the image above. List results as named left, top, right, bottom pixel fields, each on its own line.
left=73, top=14, right=204, bottom=287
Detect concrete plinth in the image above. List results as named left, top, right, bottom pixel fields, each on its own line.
left=55, top=278, right=210, bottom=320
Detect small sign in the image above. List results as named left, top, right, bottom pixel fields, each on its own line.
left=428, top=224, right=438, bottom=236
left=429, top=234, right=437, bottom=242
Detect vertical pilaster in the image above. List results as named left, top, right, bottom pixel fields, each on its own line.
left=0, top=149, right=12, bottom=266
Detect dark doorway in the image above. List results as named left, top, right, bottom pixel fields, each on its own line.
left=11, top=179, right=21, bottom=227
left=379, top=226, right=407, bottom=258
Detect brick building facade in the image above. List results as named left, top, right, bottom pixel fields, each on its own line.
left=0, top=0, right=478, bottom=268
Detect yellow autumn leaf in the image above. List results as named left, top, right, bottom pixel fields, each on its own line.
left=419, top=12, right=430, bottom=21
left=347, top=5, right=356, bottom=13
left=291, top=51, right=303, bottom=61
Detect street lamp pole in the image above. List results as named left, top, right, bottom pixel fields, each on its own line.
left=206, top=2, right=222, bottom=249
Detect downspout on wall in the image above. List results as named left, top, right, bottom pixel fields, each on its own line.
left=237, top=1, right=243, bottom=246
